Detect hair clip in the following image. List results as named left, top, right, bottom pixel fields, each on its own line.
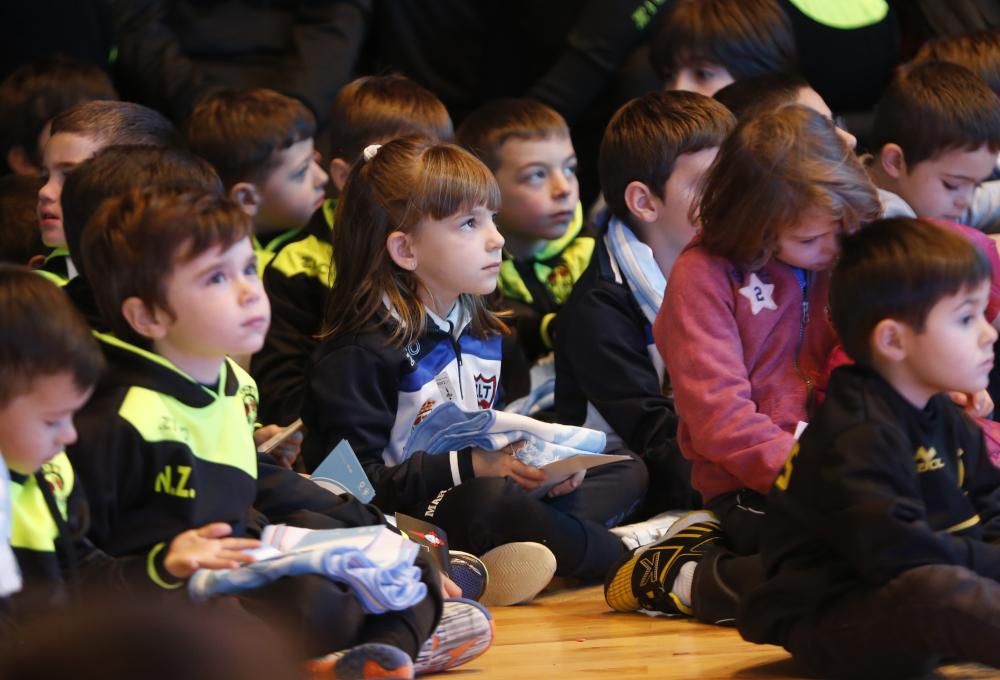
left=362, top=144, right=382, bottom=162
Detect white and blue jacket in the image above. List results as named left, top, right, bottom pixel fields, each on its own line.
left=301, top=305, right=504, bottom=514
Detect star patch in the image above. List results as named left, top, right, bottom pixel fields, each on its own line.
left=738, top=272, right=777, bottom=315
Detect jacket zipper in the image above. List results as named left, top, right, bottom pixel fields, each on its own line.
left=793, top=268, right=815, bottom=415
left=446, top=321, right=465, bottom=400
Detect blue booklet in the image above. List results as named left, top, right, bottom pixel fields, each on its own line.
left=311, top=439, right=375, bottom=503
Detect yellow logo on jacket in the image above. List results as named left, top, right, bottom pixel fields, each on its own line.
left=155, top=465, right=197, bottom=499
left=914, top=447, right=945, bottom=474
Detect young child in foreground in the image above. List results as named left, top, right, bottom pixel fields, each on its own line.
left=740, top=218, right=1000, bottom=679
left=72, top=188, right=491, bottom=678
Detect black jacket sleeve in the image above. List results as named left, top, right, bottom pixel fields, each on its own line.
left=253, top=456, right=387, bottom=530
left=810, top=422, right=1000, bottom=585
left=302, top=341, right=471, bottom=514
left=113, top=0, right=371, bottom=124
left=526, top=0, right=667, bottom=123
left=112, top=0, right=217, bottom=122
left=252, top=265, right=324, bottom=427
left=556, top=279, right=696, bottom=511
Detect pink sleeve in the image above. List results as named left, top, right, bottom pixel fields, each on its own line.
left=657, top=255, right=795, bottom=494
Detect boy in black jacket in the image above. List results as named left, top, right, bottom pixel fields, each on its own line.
left=556, top=91, right=734, bottom=519
left=739, top=218, right=1000, bottom=678
left=0, top=266, right=257, bottom=624
left=73, top=187, right=492, bottom=675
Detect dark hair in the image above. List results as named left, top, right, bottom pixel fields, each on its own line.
left=0, top=56, right=117, bottom=172
left=699, top=105, right=880, bottom=268
left=912, top=30, right=1000, bottom=94
left=187, top=88, right=316, bottom=189
left=322, top=137, right=506, bottom=347
left=713, top=72, right=811, bottom=120
left=49, top=100, right=176, bottom=149
left=599, top=90, right=735, bottom=226
left=456, top=98, right=569, bottom=172
left=0, top=175, right=45, bottom=265
left=328, top=74, right=454, bottom=163
left=650, top=0, right=797, bottom=83
left=0, top=265, right=103, bottom=407
left=831, top=218, right=992, bottom=365
left=82, top=189, right=252, bottom=346
left=62, top=145, right=223, bottom=277
left=872, top=61, right=1000, bottom=166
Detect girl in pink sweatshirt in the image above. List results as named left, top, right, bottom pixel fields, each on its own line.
left=655, top=104, right=881, bottom=554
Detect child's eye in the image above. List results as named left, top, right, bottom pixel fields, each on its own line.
left=207, top=270, right=227, bottom=284
left=460, top=217, right=476, bottom=231
left=799, top=237, right=818, bottom=245
left=695, top=68, right=716, bottom=82
left=523, top=169, right=546, bottom=185
left=564, top=164, right=577, bottom=178
left=244, top=261, right=258, bottom=276
left=943, top=181, right=959, bottom=191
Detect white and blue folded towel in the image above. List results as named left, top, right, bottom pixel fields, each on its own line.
left=503, top=353, right=556, bottom=416
left=403, top=401, right=606, bottom=467
left=187, top=542, right=425, bottom=614
left=606, top=216, right=666, bottom=325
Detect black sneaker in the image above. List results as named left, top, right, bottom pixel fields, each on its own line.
left=448, top=551, right=489, bottom=602
left=604, top=510, right=722, bottom=615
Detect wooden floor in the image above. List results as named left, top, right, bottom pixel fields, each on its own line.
left=457, top=585, right=997, bottom=679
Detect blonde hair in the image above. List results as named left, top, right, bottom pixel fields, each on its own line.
left=321, top=137, right=507, bottom=347
left=697, top=105, right=880, bottom=268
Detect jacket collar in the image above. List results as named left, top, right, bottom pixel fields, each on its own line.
left=94, top=332, right=240, bottom=408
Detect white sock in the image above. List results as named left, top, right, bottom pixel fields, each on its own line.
left=672, top=561, right=697, bottom=607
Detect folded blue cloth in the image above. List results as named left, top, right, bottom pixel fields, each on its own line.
left=187, top=542, right=426, bottom=614
left=402, top=401, right=606, bottom=467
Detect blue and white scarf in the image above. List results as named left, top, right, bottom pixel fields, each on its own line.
left=605, top=216, right=666, bottom=325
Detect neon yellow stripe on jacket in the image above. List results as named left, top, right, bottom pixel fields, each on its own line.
left=786, top=0, right=888, bottom=29
left=9, top=453, right=73, bottom=552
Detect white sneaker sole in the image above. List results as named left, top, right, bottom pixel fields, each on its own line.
left=479, top=542, right=557, bottom=607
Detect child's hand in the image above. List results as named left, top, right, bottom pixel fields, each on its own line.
left=547, top=469, right=586, bottom=498
left=164, top=522, right=260, bottom=580
left=471, top=442, right=546, bottom=491
left=949, top=390, right=994, bottom=418
left=254, top=424, right=304, bottom=469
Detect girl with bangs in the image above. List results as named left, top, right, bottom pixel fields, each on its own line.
left=301, top=138, right=646, bottom=606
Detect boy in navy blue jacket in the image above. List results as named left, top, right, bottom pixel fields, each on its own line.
left=740, top=218, right=1000, bottom=678
left=556, top=90, right=733, bottom=518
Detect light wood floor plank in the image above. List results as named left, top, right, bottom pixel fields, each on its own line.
left=456, top=585, right=996, bottom=678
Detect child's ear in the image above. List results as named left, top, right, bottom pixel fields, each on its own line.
left=229, top=182, right=261, bottom=217
left=6, top=145, right=39, bottom=176
left=624, top=181, right=659, bottom=225
left=120, top=297, right=170, bottom=341
left=386, top=231, right=418, bottom=271
left=879, top=144, right=907, bottom=180
left=329, top=158, right=351, bottom=194
left=871, top=318, right=907, bottom=362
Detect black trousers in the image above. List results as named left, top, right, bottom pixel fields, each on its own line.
left=785, top=564, right=1000, bottom=679
left=238, top=557, right=443, bottom=659
left=691, top=489, right=767, bottom=625
left=408, top=451, right=647, bottom=582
